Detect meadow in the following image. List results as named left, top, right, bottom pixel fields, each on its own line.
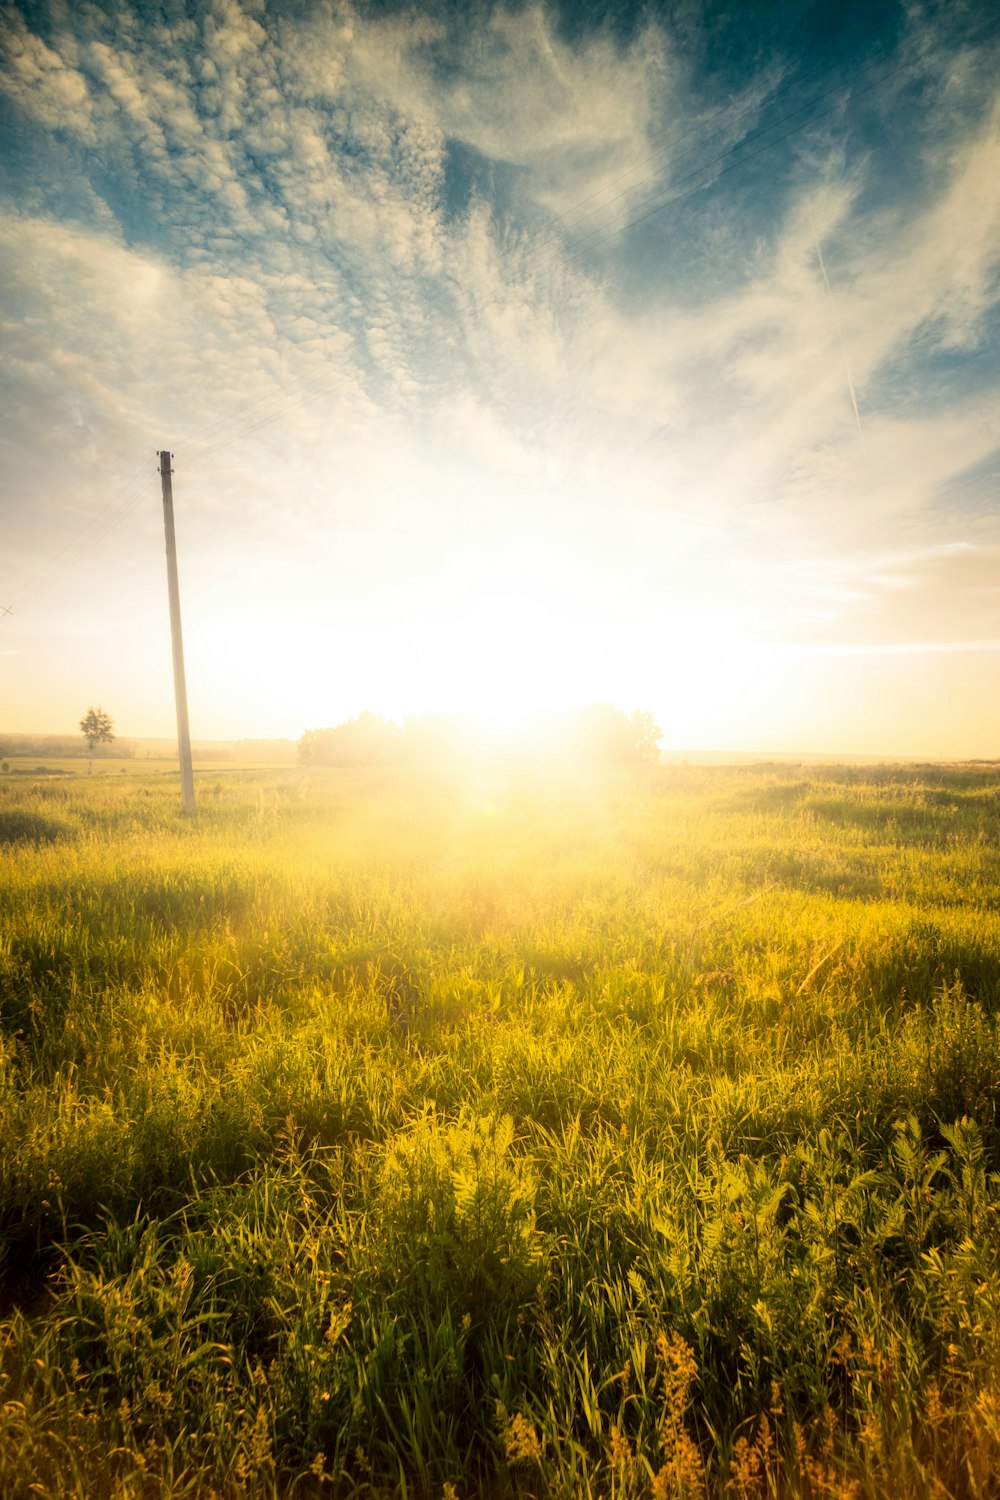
left=2, top=761, right=1000, bottom=1498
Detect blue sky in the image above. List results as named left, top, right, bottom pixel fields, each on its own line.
left=1, top=0, right=999, bottom=754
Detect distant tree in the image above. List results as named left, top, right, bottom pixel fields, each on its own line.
left=298, top=712, right=399, bottom=767
left=79, top=706, right=114, bottom=774
left=560, top=703, right=662, bottom=765
left=627, top=709, right=663, bottom=765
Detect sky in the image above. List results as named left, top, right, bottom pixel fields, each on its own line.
left=1, top=0, right=999, bottom=756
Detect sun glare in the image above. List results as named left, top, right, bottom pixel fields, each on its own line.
left=416, top=590, right=590, bottom=726
left=190, top=572, right=798, bottom=747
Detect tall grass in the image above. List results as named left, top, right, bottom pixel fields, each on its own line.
left=2, top=763, right=1000, bottom=1496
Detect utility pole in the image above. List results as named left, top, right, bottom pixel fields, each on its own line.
left=158, top=450, right=196, bottom=815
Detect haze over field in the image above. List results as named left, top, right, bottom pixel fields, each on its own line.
left=2, top=0, right=999, bottom=756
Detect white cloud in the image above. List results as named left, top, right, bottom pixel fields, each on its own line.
left=0, top=8, right=95, bottom=138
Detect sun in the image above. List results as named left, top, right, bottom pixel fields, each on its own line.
left=186, top=540, right=791, bottom=747
left=412, top=589, right=592, bottom=727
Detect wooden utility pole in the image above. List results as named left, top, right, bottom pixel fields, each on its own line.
left=158, top=450, right=196, bottom=815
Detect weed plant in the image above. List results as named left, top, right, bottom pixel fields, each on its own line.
left=2, top=763, right=1000, bottom=1496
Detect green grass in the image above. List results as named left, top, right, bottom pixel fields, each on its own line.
left=2, top=762, right=1000, bottom=1497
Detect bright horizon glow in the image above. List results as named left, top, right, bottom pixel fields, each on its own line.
left=9, top=530, right=1000, bottom=758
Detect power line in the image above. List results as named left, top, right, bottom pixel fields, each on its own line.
left=6, top=461, right=155, bottom=612
left=618, top=315, right=1000, bottom=472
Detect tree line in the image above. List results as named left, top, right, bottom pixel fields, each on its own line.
left=298, top=705, right=662, bottom=768
left=0, top=733, right=136, bottom=760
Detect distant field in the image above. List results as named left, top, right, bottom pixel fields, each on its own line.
left=1, top=756, right=181, bottom=778
left=0, top=755, right=282, bottom=777
left=2, top=763, right=1000, bottom=1497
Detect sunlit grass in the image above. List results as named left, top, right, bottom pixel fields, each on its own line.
left=2, top=762, right=1000, bottom=1495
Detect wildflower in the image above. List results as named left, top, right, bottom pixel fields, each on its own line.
left=610, top=1424, right=635, bottom=1479
left=654, top=1333, right=704, bottom=1497
left=831, top=1331, right=852, bottom=1369
left=726, top=1434, right=761, bottom=1497
left=496, top=1402, right=542, bottom=1466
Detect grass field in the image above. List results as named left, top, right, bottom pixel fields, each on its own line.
left=2, top=762, right=1000, bottom=1498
